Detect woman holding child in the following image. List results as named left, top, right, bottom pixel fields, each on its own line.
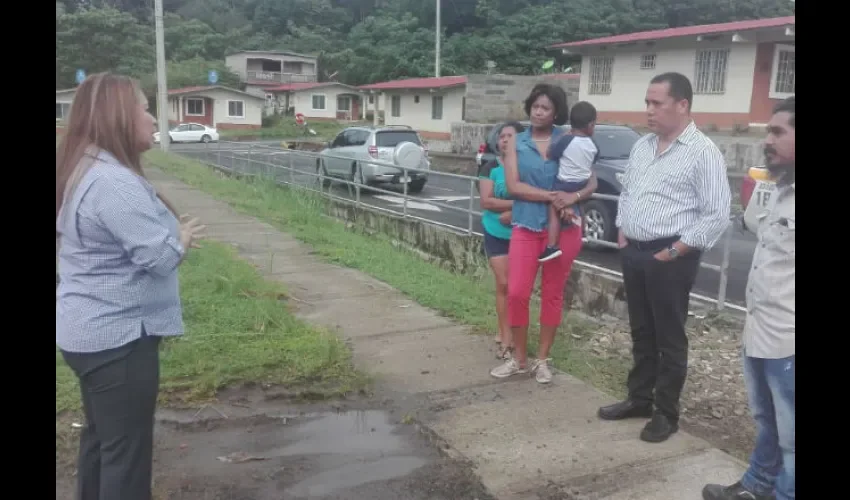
left=489, top=84, right=598, bottom=384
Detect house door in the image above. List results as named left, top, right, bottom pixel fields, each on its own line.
left=336, top=96, right=352, bottom=120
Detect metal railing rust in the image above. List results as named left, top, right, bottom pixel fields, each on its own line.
left=173, top=141, right=736, bottom=311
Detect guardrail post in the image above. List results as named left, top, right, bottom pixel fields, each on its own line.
left=288, top=150, right=295, bottom=185
left=467, top=178, right=475, bottom=235
left=248, top=143, right=254, bottom=177
left=715, top=224, right=733, bottom=311
left=402, top=166, right=409, bottom=219
left=355, top=160, right=361, bottom=209
left=217, top=140, right=222, bottom=167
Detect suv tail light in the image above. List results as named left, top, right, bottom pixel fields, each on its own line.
left=478, top=143, right=487, bottom=154
left=368, top=145, right=378, bottom=158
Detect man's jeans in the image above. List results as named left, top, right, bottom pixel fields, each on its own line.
left=741, top=354, right=795, bottom=500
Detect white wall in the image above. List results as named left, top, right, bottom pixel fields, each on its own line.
left=381, top=86, right=466, bottom=134
left=578, top=40, right=757, bottom=114
left=290, top=86, right=359, bottom=119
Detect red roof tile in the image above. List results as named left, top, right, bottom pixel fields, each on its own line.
left=265, top=82, right=353, bottom=92
left=167, top=85, right=265, bottom=100
left=550, top=16, right=795, bottom=49
left=168, top=86, right=217, bottom=95
left=359, top=76, right=468, bottom=91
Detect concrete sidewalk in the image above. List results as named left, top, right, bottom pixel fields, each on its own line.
left=149, top=167, right=746, bottom=499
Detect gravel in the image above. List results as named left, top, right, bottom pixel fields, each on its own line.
left=586, top=314, right=755, bottom=460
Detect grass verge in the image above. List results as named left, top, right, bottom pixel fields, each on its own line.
left=56, top=241, right=365, bottom=468
left=219, top=120, right=351, bottom=140
left=144, top=149, right=630, bottom=399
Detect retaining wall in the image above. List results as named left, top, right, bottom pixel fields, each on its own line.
left=323, top=198, right=721, bottom=323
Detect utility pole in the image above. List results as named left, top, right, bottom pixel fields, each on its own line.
left=154, top=0, right=170, bottom=151
left=435, top=0, right=441, bottom=77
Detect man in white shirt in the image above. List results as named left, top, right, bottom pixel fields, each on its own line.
left=597, top=72, right=731, bottom=443
left=702, top=97, right=795, bottom=500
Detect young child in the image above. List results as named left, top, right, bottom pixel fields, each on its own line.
left=538, top=101, right=599, bottom=262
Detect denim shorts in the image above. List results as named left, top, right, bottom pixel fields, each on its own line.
left=483, top=230, right=510, bottom=258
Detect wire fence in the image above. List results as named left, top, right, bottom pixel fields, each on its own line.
left=172, top=140, right=735, bottom=311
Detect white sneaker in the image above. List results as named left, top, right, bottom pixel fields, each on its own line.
left=490, top=358, right=527, bottom=378
left=531, top=358, right=553, bottom=384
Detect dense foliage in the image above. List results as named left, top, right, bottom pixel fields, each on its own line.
left=56, top=0, right=794, bottom=91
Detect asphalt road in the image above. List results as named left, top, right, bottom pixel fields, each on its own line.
left=171, top=141, right=756, bottom=307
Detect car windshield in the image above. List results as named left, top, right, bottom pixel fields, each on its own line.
left=593, top=129, right=641, bottom=159
left=376, top=131, right=422, bottom=147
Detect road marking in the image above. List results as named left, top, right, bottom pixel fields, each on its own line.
left=373, top=195, right=442, bottom=212
left=425, top=185, right=455, bottom=192
left=424, top=195, right=478, bottom=203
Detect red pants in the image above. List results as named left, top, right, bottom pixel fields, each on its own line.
left=507, top=225, right=583, bottom=327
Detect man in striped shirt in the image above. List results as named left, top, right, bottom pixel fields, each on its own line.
left=703, top=97, right=794, bottom=500
left=597, top=72, right=731, bottom=443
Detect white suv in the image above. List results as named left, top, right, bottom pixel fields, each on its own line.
left=316, top=125, right=430, bottom=193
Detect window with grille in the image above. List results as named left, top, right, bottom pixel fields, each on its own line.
left=693, top=49, right=729, bottom=94
left=588, top=56, right=613, bottom=95
left=640, top=54, right=656, bottom=70
left=431, top=95, right=443, bottom=120
left=769, top=44, right=795, bottom=99
left=391, top=95, right=401, bottom=117
left=56, top=102, right=70, bottom=120
left=227, top=100, right=244, bottom=118
left=186, top=98, right=205, bottom=115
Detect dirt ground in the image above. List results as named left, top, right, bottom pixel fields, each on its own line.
left=56, top=387, right=495, bottom=500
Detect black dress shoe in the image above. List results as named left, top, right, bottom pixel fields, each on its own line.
left=702, top=481, right=775, bottom=500
left=597, top=399, right=653, bottom=420
left=639, top=412, right=678, bottom=443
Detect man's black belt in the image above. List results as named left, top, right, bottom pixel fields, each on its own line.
left=626, top=235, right=679, bottom=252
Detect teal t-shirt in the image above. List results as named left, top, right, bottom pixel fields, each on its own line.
left=478, top=160, right=513, bottom=240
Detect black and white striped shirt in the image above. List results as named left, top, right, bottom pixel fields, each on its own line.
left=615, top=121, right=731, bottom=250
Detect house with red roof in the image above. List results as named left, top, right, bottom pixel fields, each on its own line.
left=166, top=85, right=265, bottom=130
left=357, top=74, right=581, bottom=140
left=550, top=16, right=795, bottom=129
left=265, top=82, right=365, bottom=121
left=359, top=76, right=469, bottom=140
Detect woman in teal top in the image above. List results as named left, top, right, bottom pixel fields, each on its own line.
left=478, top=121, right=524, bottom=360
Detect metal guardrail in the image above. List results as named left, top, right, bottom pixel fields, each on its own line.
left=174, top=141, right=735, bottom=311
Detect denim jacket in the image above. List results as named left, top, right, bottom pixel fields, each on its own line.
left=510, top=128, right=564, bottom=232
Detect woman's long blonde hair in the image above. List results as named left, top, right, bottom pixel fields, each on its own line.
left=56, top=72, right=177, bottom=227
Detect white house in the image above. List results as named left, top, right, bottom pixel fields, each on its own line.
left=167, top=85, right=265, bottom=130
left=359, top=76, right=468, bottom=140
left=266, top=82, right=364, bottom=121
left=551, top=16, right=795, bottom=129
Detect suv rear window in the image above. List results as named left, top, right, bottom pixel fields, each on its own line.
left=375, top=131, right=422, bottom=147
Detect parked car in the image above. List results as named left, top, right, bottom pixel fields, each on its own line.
left=476, top=123, right=642, bottom=246
left=740, top=166, right=776, bottom=234
left=153, top=123, right=220, bottom=144
left=317, top=125, right=431, bottom=193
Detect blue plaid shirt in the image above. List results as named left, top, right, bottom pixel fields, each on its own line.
left=56, top=150, right=185, bottom=353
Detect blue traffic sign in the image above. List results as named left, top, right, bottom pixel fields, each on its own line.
left=75, top=69, right=86, bottom=84
left=208, top=70, right=218, bottom=84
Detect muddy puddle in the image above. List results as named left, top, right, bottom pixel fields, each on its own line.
left=103, top=406, right=496, bottom=500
